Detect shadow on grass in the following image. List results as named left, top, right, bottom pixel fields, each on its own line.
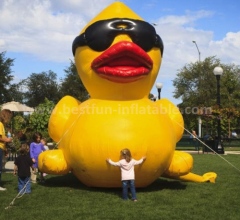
left=140, top=178, right=187, bottom=192
left=42, top=173, right=187, bottom=194
left=43, top=173, right=86, bottom=188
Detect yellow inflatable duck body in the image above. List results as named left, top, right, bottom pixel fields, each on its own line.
left=39, top=2, right=217, bottom=187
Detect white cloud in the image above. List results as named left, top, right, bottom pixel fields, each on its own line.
left=208, top=32, right=240, bottom=64
left=152, top=11, right=240, bottom=104
left=0, top=0, right=111, bottom=62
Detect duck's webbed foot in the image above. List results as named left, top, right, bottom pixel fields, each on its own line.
left=162, top=151, right=217, bottom=183
left=170, top=172, right=217, bottom=183
left=38, top=149, right=71, bottom=175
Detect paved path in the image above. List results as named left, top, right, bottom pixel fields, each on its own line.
left=4, top=161, right=14, bottom=172
left=222, top=151, right=240, bottom=155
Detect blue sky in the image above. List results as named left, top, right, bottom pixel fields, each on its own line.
left=1, top=0, right=239, bottom=104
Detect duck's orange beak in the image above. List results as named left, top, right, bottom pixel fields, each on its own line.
left=91, top=41, right=153, bottom=83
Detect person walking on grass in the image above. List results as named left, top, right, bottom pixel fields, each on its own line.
left=0, top=109, right=13, bottom=191
left=14, top=143, right=34, bottom=194
left=30, top=132, right=46, bottom=183
left=107, top=148, right=146, bottom=201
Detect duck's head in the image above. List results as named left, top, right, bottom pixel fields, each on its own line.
left=73, top=2, right=164, bottom=100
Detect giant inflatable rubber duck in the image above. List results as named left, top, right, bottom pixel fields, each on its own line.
left=39, top=2, right=217, bottom=187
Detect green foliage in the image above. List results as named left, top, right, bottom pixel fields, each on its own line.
left=23, top=71, right=60, bottom=107
left=8, top=136, right=21, bottom=152
left=1, top=154, right=240, bottom=220
left=7, top=82, right=25, bottom=103
left=0, top=51, right=15, bottom=103
left=12, top=114, right=26, bottom=131
left=29, top=98, right=54, bottom=140
left=59, top=60, right=89, bottom=102
left=173, top=56, right=240, bottom=135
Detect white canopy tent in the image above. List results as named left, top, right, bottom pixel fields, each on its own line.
left=1, top=101, right=34, bottom=135
left=1, top=101, right=34, bottom=112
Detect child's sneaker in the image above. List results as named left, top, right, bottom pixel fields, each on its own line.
left=0, top=186, right=7, bottom=191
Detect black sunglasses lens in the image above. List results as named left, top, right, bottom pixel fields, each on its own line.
left=85, top=31, right=112, bottom=52
left=132, top=33, right=163, bottom=53
left=129, top=22, right=156, bottom=51
left=75, top=20, right=115, bottom=52
left=72, top=18, right=163, bottom=55
left=130, top=33, right=155, bottom=52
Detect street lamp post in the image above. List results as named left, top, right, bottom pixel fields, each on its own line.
left=192, top=41, right=201, bottom=62
left=192, top=40, right=202, bottom=138
left=213, top=66, right=224, bottom=154
left=155, top=83, right=163, bottom=100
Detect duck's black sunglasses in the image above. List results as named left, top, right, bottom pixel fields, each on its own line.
left=72, top=18, right=164, bottom=55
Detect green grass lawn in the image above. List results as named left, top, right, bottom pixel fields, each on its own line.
left=1, top=154, right=240, bottom=220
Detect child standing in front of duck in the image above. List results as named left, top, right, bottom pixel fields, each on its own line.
left=107, top=148, right=146, bottom=201
left=30, top=132, right=46, bottom=183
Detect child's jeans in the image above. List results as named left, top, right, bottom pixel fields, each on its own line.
left=122, top=180, right=137, bottom=200
left=18, top=176, right=31, bottom=194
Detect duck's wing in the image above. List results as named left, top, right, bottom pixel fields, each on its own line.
left=48, top=95, right=81, bottom=142
left=156, top=98, right=184, bottom=142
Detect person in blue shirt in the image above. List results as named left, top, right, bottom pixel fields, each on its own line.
left=29, top=132, right=46, bottom=183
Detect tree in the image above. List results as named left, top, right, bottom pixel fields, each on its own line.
left=0, top=51, right=14, bottom=103
left=12, top=114, right=27, bottom=132
left=219, top=108, right=240, bottom=138
left=173, top=56, right=240, bottom=136
left=220, top=64, right=240, bottom=108
left=29, top=98, right=55, bottom=141
left=59, top=60, right=89, bottom=102
left=23, top=71, right=60, bottom=107
left=8, top=81, right=26, bottom=103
